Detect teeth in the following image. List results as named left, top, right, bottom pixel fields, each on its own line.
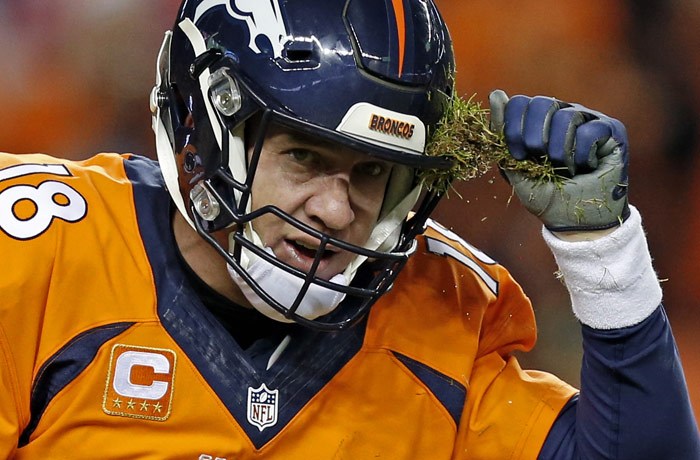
left=296, top=241, right=318, bottom=251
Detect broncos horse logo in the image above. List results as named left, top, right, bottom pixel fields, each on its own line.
left=193, top=0, right=288, bottom=58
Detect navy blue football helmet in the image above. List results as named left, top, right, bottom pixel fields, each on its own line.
left=151, top=0, right=455, bottom=330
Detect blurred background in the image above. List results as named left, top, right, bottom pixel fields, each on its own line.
left=0, top=0, right=697, bottom=420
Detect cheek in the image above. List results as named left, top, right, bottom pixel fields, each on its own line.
left=346, top=190, right=385, bottom=243
left=350, top=180, right=387, bottom=220
left=251, top=150, right=311, bottom=212
left=249, top=163, right=309, bottom=247
left=251, top=172, right=307, bottom=214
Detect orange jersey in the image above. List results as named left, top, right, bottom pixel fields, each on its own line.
left=0, top=152, right=576, bottom=459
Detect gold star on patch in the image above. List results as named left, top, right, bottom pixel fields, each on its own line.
left=140, top=400, right=150, bottom=411
left=127, top=399, right=136, bottom=410
left=112, top=397, right=122, bottom=408
left=153, top=402, right=163, bottom=413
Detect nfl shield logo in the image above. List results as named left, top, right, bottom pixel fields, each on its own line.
left=247, top=383, right=279, bottom=431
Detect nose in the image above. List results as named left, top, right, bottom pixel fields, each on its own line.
left=304, top=175, right=355, bottom=231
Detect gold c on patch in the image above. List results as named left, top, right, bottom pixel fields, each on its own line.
left=102, top=344, right=177, bottom=421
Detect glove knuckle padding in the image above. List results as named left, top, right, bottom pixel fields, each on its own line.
left=503, top=95, right=532, bottom=160
left=522, top=97, right=560, bottom=153
left=549, top=109, right=585, bottom=169
left=574, top=120, right=613, bottom=169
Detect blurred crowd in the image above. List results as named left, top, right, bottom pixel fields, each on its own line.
left=1, top=0, right=698, bottom=419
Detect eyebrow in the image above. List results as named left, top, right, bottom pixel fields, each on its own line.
left=279, top=129, right=338, bottom=151
left=271, top=124, right=390, bottom=164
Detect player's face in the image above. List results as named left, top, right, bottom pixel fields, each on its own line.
left=249, top=124, right=393, bottom=281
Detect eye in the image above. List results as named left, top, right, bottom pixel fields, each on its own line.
left=357, top=161, right=387, bottom=177
left=288, top=149, right=316, bottom=163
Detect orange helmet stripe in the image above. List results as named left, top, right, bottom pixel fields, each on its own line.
left=391, top=0, right=406, bottom=77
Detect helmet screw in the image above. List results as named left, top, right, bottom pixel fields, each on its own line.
left=184, top=151, right=197, bottom=173
left=149, top=86, right=167, bottom=113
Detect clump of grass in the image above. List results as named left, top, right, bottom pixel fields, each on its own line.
left=419, top=93, right=563, bottom=194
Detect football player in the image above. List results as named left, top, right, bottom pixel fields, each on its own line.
left=0, top=0, right=697, bottom=458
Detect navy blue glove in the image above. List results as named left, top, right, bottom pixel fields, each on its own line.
left=489, top=90, right=630, bottom=232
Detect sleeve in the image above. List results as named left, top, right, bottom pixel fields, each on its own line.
left=538, top=206, right=700, bottom=458
left=540, top=307, right=700, bottom=459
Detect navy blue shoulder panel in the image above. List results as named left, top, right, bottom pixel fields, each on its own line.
left=121, top=155, right=166, bottom=189
left=123, top=155, right=367, bottom=448
left=392, top=351, right=466, bottom=425
left=19, top=322, right=133, bottom=447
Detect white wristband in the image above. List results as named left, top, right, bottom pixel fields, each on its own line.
left=542, top=206, right=662, bottom=329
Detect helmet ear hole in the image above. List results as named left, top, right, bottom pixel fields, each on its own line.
left=184, top=150, right=198, bottom=173
left=286, top=49, right=312, bottom=61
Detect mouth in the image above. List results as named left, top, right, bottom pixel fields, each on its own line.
left=287, top=238, right=336, bottom=259
left=292, top=240, right=320, bottom=258
left=282, top=238, right=346, bottom=279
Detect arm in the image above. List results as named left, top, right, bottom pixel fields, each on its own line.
left=489, top=91, right=700, bottom=459
left=539, top=208, right=700, bottom=459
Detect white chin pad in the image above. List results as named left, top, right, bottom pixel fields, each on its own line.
left=227, top=247, right=348, bottom=323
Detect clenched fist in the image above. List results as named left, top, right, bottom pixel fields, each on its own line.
left=489, top=90, right=630, bottom=232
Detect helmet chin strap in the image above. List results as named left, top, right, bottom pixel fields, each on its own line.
left=227, top=245, right=349, bottom=323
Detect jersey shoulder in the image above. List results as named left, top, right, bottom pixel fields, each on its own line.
left=0, top=152, right=163, bottom=381
left=403, top=218, right=526, bottom=307
left=366, top=219, right=537, bottom=380
left=0, top=151, right=160, bottom=258
left=420, top=219, right=504, bottom=295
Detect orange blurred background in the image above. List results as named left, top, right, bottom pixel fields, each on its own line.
left=1, top=1, right=697, bottom=420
